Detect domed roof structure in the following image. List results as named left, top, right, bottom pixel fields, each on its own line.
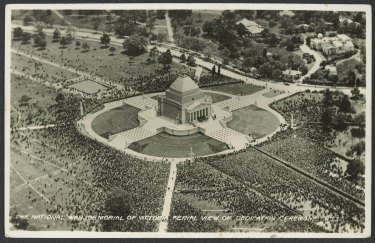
left=169, top=75, right=199, bottom=94
left=317, top=33, right=323, bottom=39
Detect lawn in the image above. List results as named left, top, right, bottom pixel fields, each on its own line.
left=69, top=80, right=109, bottom=94
left=12, top=35, right=192, bottom=86
left=91, top=104, right=140, bottom=138
left=10, top=74, right=59, bottom=127
left=336, top=58, right=363, bottom=82
left=204, top=83, right=264, bottom=96
left=227, top=105, right=280, bottom=138
left=262, top=90, right=283, bottom=98
left=128, top=132, right=228, bottom=158
left=11, top=53, right=79, bottom=83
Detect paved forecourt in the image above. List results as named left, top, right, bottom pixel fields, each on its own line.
left=78, top=88, right=289, bottom=162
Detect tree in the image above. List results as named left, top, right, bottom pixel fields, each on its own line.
left=33, top=29, right=46, bottom=48
left=19, top=95, right=31, bottom=106
left=92, top=20, right=99, bottom=32
left=75, top=40, right=81, bottom=49
left=52, top=28, right=61, bottom=42
left=351, top=87, right=361, bottom=100
left=179, top=53, right=186, bottom=63
left=23, top=15, right=32, bottom=26
left=346, top=158, right=365, bottom=182
left=10, top=212, right=29, bottom=230
left=122, top=34, right=148, bottom=56
left=82, top=42, right=90, bottom=52
left=321, top=108, right=333, bottom=129
left=157, top=33, right=166, bottom=43
left=100, top=33, right=111, bottom=47
left=211, top=65, right=216, bottom=80
left=13, top=27, right=23, bottom=40
left=39, top=39, right=47, bottom=49
left=109, top=46, right=116, bottom=55
left=306, top=36, right=311, bottom=46
left=340, top=95, right=352, bottom=113
left=323, top=89, right=333, bottom=107
left=146, top=16, right=155, bottom=34
left=21, top=32, right=31, bottom=44
left=59, top=37, right=68, bottom=48
left=158, top=49, right=173, bottom=69
left=186, top=55, right=196, bottom=67
left=262, top=48, right=268, bottom=58
left=156, top=10, right=166, bottom=19
left=218, top=65, right=221, bottom=76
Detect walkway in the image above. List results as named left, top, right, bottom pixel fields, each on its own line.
left=165, top=11, right=175, bottom=45
left=16, top=124, right=57, bottom=131
left=158, top=161, right=178, bottom=232
left=297, top=36, right=326, bottom=83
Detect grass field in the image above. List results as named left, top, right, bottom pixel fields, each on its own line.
left=128, top=132, right=228, bottom=158
left=227, top=105, right=280, bottom=138
left=91, top=104, right=140, bottom=138
left=11, top=53, right=79, bottom=83
left=204, top=83, right=264, bottom=96
left=262, top=90, right=283, bottom=98
left=12, top=35, right=192, bottom=86
left=10, top=74, right=58, bottom=127
left=69, top=80, right=109, bottom=94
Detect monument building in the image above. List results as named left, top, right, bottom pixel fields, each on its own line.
left=157, top=75, right=212, bottom=124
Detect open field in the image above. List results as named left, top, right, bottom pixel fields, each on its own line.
left=11, top=52, right=79, bottom=83
left=227, top=105, right=280, bottom=138
left=204, top=83, right=264, bottom=96
left=91, top=104, right=140, bottom=138
left=10, top=74, right=58, bottom=127
left=12, top=35, right=192, bottom=86
left=128, top=132, right=228, bottom=158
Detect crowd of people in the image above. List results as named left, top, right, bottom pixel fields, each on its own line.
left=260, top=135, right=365, bottom=201
left=11, top=121, right=170, bottom=231
left=173, top=148, right=365, bottom=233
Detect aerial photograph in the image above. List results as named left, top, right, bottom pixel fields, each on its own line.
left=5, top=5, right=370, bottom=237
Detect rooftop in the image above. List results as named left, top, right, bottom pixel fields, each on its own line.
left=169, top=75, right=199, bottom=93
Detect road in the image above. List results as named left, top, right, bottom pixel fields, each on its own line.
left=298, top=38, right=326, bottom=83
left=12, top=23, right=364, bottom=96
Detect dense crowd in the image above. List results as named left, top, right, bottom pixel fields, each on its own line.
left=174, top=148, right=365, bottom=233
left=260, top=135, right=365, bottom=201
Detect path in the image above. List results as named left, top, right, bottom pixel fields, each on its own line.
left=158, top=161, right=178, bottom=232
left=165, top=11, right=175, bottom=46
left=11, top=23, right=363, bottom=97
left=297, top=36, right=325, bottom=83
left=16, top=124, right=57, bottom=131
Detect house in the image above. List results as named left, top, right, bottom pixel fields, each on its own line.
left=325, top=65, right=337, bottom=76
left=339, top=15, right=353, bottom=24
left=310, top=33, right=355, bottom=56
left=282, top=69, right=302, bottom=82
left=235, top=18, right=264, bottom=37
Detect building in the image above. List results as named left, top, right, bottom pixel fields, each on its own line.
left=235, top=18, right=264, bottom=37
left=282, top=69, right=302, bottom=82
left=310, top=33, right=354, bottom=56
left=325, top=65, right=338, bottom=76
left=157, top=75, right=212, bottom=124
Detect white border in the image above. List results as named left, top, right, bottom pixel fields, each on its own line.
left=4, top=3, right=372, bottom=238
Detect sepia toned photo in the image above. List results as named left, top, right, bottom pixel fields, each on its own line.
left=4, top=3, right=372, bottom=238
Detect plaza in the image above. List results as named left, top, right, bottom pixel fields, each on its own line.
left=80, top=76, right=286, bottom=160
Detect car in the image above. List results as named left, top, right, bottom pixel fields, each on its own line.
left=284, top=82, right=290, bottom=86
